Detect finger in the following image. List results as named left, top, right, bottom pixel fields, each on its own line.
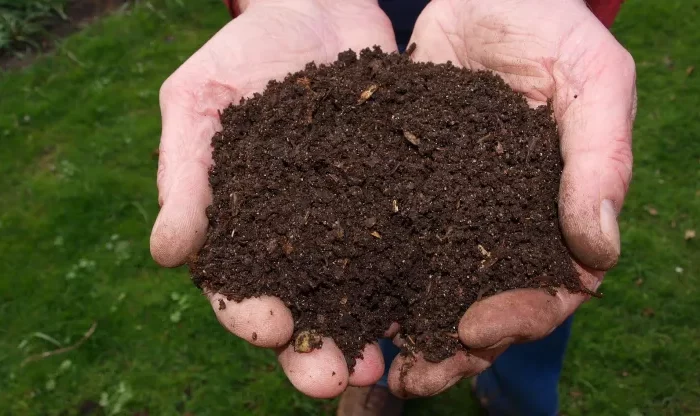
left=209, top=293, right=293, bottom=348
left=150, top=76, right=228, bottom=267
left=316, top=0, right=398, bottom=54
left=387, top=348, right=505, bottom=398
left=348, top=343, right=385, bottom=387
left=405, top=1, right=461, bottom=65
left=384, top=322, right=400, bottom=338
left=277, top=337, right=350, bottom=399
left=555, top=23, right=636, bottom=270
left=459, top=264, right=603, bottom=350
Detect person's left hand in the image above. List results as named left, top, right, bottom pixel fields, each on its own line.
left=386, top=0, right=637, bottom=397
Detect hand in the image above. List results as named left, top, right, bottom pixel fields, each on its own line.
left=387, top=0, right=637, bottom=397
left=150, top=0, right=396, bottom=398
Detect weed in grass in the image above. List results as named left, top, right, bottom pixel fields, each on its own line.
left=0, top=0, right=68, bottom=55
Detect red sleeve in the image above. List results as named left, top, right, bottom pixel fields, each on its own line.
left=586, top=0, right=625, bottom=27
left=224, top=0, right=626, bottom=27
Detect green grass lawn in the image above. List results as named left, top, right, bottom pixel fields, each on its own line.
left=0, top=1, right=698, bottom=415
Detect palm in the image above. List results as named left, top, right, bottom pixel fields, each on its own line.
left=155, top=1, right=396, bottom=217
left=412, top=0, right=620, bottom=105
left=152, top=0, right=396, bottom=399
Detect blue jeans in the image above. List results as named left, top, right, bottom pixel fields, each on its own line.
left=376, top=316, right=574, bottom=416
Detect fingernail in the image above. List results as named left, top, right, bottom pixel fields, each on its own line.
left=600, top=199, right=620, bottom=257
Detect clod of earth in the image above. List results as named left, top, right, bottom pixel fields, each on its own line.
left=189, top=46, right=584, bottom=369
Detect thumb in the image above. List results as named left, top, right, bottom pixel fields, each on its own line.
left=150, top=77, right=233, bottom=267
left=556, top=26, right=637, bottom=270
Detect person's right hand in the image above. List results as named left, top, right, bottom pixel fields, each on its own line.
left=150, top=0, right=397, bottom=398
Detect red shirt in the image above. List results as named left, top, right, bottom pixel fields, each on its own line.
left=587, top=0, right=625, bottom=27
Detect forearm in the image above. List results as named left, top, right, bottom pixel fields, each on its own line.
left=224, top=0, right=624, bottom=28
left=223, top=0, right=381, bottom=17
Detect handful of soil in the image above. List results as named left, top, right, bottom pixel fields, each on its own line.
left=190, top=46, right=583, bottom=368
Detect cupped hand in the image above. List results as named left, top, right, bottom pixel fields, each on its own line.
left=388, top=0, right=637, bottom=397
left=150, top=0, right=396, bottom=398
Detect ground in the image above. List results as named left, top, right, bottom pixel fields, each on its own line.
left=0, top=1, right=698, bottom=415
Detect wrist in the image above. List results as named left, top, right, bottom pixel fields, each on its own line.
left=231, top=0, right=379, bottom=15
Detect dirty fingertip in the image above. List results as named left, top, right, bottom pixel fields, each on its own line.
left=383, top=322, right=400, bottom=338
left=348, top=343, right=384, bottom=386
left=278, top=337, right=349, bottom=398
left=210, top=294, right=293, bottom=348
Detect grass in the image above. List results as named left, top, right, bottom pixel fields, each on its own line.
left=0, top=0, right=698, bottom=414
left=0, top=0, right=69, bottom=55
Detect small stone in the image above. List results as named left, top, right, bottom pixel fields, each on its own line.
left=370, top=231, right=382, bottom=239
left=368, top=59, right=382, bottom=76
left=266, top=238, right=278, bottom=254
left=333, top=222, right=345, bottom=240
left=282, top=238, right=294, bottom=255
left=364, top=217, right=377, bottom=228
left=403, top=131, right=420, bottom=146
left=358, top=84, right=378, bottom=104
left=294, top=330, right=323, bottom=353
left=296, top=77, right=311, bottom=88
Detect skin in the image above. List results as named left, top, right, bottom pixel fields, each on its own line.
left=386, top=0, right=636, bottom=397
left=151, top=0, right=636, bottom=400
left=152, top=0, right=395, bottom=399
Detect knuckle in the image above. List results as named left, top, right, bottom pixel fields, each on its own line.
left=618, top=47, right=636, bottom=78
left=519, top=316, right=549, bottom=340
left=517, top=298, right=559, bottom=341
left=607, top=135, right=634, bottom=191
left=159, top=76, right=177, bottom=104
left=607, top=43, right=636, bottom=85
left=159, top=74, right=187, bottom=105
